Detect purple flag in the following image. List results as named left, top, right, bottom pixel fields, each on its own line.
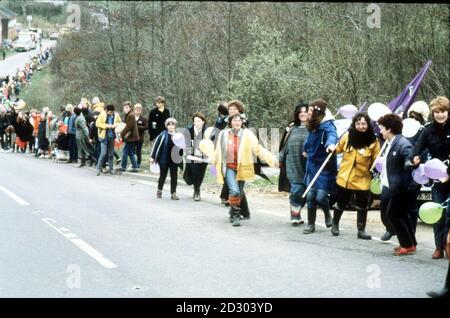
left=358, top=102, right=367, bottom=112
left=388, top=60, right=432, bottom=118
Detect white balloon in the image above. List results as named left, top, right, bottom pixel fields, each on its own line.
left=334, top=119, right=352, bottom=137
left=402, top=118, right=422, bottom=138
left=368, top=103, right=391, bottom=121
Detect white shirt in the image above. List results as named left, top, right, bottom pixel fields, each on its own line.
left=380, top=136, right=396, bottom=188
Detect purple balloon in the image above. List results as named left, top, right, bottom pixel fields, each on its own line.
left=172, top=133, right=186, bottom=149
left=375, top=157, right=383, bottom=173
left=412, top=164, right=430, bottom=185
left=338, top=104, right=358, bottom=119
left=423, top=159, right=448, bottom=180
left=210, top=165, right=217, bottom=177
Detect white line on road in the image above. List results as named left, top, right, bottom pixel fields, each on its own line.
left=0, top=185, right=30, bottom=206
left=42, top=218, right=118, bottom=269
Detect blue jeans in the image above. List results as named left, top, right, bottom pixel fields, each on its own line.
left=306, top=188, right=331, bottom=224
left=290, top=182, right=306, bottom=208
left=431, top=183, right=450, bottom=250
left=96, top=138, right=115, bottom=172
left=225, top=168, right=245, bottom=197
left=121, top=142, right=138, bottom=170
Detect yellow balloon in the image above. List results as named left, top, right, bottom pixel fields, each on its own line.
left=204, top=127, right=214, bottom=140
left=199, top=139, right=215, bottom=158
left=16, top=100, right=26, bottom=110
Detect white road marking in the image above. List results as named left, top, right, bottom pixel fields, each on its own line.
left=0, top=185, right=30, bottom=206
left=42, top=218, right=118, bottom=269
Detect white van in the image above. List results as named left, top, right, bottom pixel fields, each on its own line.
left=28, top=28, right=43, bottom=41
left=14, top=38, right=33, bottom=52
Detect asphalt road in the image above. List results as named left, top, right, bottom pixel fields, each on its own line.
left=0, top=39, right=56, bottom=77
left=0, top=151, right=447, bottom=298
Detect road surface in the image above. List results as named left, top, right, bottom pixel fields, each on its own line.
left=0, top=151, right=447, bottom=298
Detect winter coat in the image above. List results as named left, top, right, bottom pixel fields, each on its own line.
left=75, top=114, right=89, bottom=140
left=186, top=124, right=207, bottom=158
left=384, top=135, right=414, bottom=195
left=120, top=111, right=139, bottom=143
left=150, top=130, right=183, bottom=170
left=304, top=116, right=338, bottom=193
left=148, top=107, right=170, bottom=141
left=412, top=121, right=450, bottom=162
left=92, top=102, right=105, bottom=113
left=136, top=116, right=148, bottom=143
left=96, top=111, right=122, bottom=140
left=335, top=132, right=381, bottom=191
left=214, top=128, right=277, bottom=184
left=279, top=124, right=308, bottom=187
left=68, top=113, right=77, bottom=135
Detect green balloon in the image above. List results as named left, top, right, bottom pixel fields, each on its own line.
left=370, top=177, right=381, bottom=195
left=419, top=202, right=444, bottom=224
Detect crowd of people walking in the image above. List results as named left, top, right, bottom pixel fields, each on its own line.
left=0, top=53, right=448, bottom=296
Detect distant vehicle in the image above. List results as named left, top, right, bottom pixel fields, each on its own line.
left=59, top=27, right=70, bottom=36
left=2, top=39, right=14, bottom=49
left=14, top=38, right=33, bottom=52
left=49, top=32, right=59, bottom=40
left=28, top=28, right=43, bottom=41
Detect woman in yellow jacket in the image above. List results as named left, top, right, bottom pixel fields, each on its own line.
left=328, top=112, right=380, bottom=239
left=214, top=113, right=278, bottom=226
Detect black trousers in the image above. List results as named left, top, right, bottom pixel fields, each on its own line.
left=335, top=185, right=369, bottom=211
left=380, top=186, right=395, bottom=233
left=386, top=190, right=417, bottom=248
left=188, top=162, right=208, bottom=193
left=68, top=134, right=78, bottom=161
left=158, top=164, right=178, bottom=194
left=135, top=141, right=143, bottom=166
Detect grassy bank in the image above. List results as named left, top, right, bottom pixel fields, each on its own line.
left=19, top=65, right=62, bottom=112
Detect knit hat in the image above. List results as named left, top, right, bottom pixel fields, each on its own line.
left=92, top=97, right=100, bottom=104
left=407, top=101, right=430, bottom=122
left=430, top=96, right=450, bottom=114
left=309, top=98, right=328, bottom=115
left=165, top=117, right=177, bottom=127
left=227, top=100, right=245, bottom=114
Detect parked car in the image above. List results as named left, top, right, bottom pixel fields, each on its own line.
left=2, top=39, right=14, bottom=49
left=14, top=38, right=33, bottom=52
left=49, top=32, right=59, bottom=40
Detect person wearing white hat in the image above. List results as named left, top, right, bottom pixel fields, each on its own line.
left=150, top=117, right=182, bottom=200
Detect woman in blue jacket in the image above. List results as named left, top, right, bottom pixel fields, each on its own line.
left=303, top=98, right=338, bottom=234
left=150, top=118, right=183, bottom=200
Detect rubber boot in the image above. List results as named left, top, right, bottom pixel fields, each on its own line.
left=357, top=209, right=372, bottom=240
left=323, top=206, right=332, bottom=228
left=303, top=207, right=316, bottom=234
left=427, top=264, right=449, bottom=298
left=331, top=208, right=344, bottom=236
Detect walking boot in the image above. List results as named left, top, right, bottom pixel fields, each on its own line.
left=290, top=205, right=304, bottom=226
left=357, top=209, right=372, bottom=240
left=78, top=158, right=86, bottom=168
left=303, top=207, right=316, bottom=234
left=331, top=208, right=344, bottom=236
left=228, top=195, right=242, bottom=226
